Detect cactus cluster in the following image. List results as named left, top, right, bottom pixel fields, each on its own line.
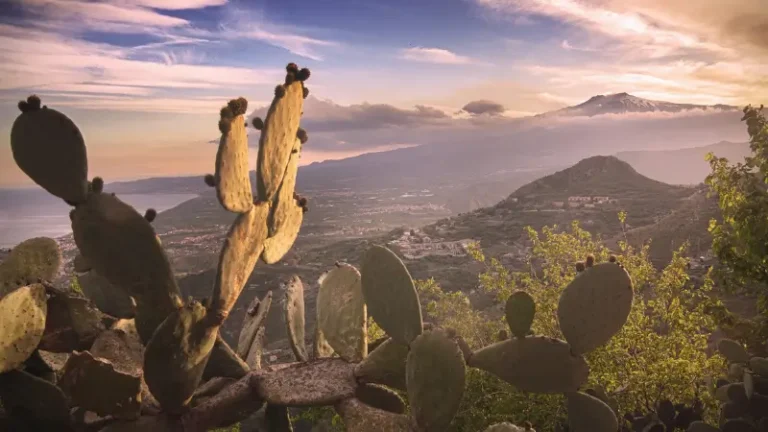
left=1, top=65, right=642, bottom=431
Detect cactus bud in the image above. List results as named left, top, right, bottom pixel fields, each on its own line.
left=227, top=97, right=248, bottom=116
left=585, top=255, right=595, bottom=267
left=252, top=117, right=264, bottom=130
left=609, top=255, right=617, bottom=263
left=144, top=208, right=157, bottom=223
left=297, top=128, right=308, bottom=144
left=286, top=62, right=299, bottom=73
left=575, top=262, right=586, bottom=272
left=91, top=177, right=104, bottom=194
left=220, top=106, right=234, bottom=120
left=297, top=68, right=311, bottom=81
left=302, top=86, right=310, bottom=99
left=285, top=72, right=296, bottom=85
left=275, top=85, right=286, bottom=98
left=218, top=119, right=230, bottom=134
left=18, top=100, right=30, bottom=113
left=204, top=174, right=215, bottom=187
left=26, top=95, right=41, bottom=111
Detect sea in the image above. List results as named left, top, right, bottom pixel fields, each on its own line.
left=0, top=188, right=197, bottom=249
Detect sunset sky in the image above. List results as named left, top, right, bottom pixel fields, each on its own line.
left=1, top=0, right=766, bottom=187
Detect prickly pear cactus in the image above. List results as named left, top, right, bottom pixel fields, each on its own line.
left=215, top=97, right=253, bottom=213
left=484, top=423, right=529, bottom=432
left=0, top=237, right=61, bottom=297
left=566, top=391, right=618, bottom=432
left=406, top=330, right=466, bottom=432
left=354, top=337, right=410, bottom=391
left=505, top=290, right=535, bottom=339
left=262, top=137, right=304, bottom=264
left=237, top=291, right=272, bottom=360
left=10, top=95, right=89, bottom=204
left=284, top=275, right=308, bottom=362
left=0, top=283, right=48, bottom=373
left=361, top=245, right=423, bottom=345
left=557, top=261, right=633, bottom=355
left=468, top=336, right=589, bottom=393
left=317, top=262, right=368, bottom=362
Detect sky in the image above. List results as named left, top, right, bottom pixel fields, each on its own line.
left=0, top=0, right=766, bottom=187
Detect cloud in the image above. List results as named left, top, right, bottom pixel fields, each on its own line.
left=461, top=100, right=506, bottom=116
left=399, top=47, right=478, bottom=65
left=20, top=0, right=191, bottom=30
left=561, top=39, right=597, bottom=52
left=130, top=0, right=229, bottom=10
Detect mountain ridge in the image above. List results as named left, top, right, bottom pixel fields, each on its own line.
left=540, top=92, right=738, bottom=118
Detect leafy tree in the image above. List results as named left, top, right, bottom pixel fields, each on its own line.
left=419, top=220, right=726, bottom=431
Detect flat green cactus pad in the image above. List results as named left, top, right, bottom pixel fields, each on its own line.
left=505, top=290, right=535, bottom=338
left=70, top=192, right=181, bottom=343
left=484, top=423, right=528, bottom=432
left=0, top=283, right=48, bottom=373
left=143, top=300, right=218, bottom=414
left=76, top=270, right=136, bottom=319
left=355, top=383, right=406, bottom=414
left=256, top=77, right=306, bottom=202
left=0, top=369, right=71, bottom=428
left=567, top=391, right=618, bottom=432
left=284, top=275, right=308, bottom=362
left=354, top=338, right=410, bottom=391
left=39, top=291, right=107, bottom=353
left=262, top=138, right=303, bottom=264
left=237, top=291, right=272, bottom=359
left=58, top=350, right=142, bottom=420
left=468, top=336, right=589, bottom=393
left=0, top=236, right=61, bottom=297
left=10, top=100, right=89, bottom=204
left=360, top=245, right=423, bottom=345
left=557, top=262, right=633, bottom=355
left=210, top=201, right=269, bottom=321
left=335, top=398, right=415, bottom=432
left=215, top=105, right=253, bottom=213
left=317, top=263, right=367, bottom=362
left=257, top=358, right=357, bottom=406
left=406, top=330, right=466, bottom=432
left=718, top=338, right=750, bottom=364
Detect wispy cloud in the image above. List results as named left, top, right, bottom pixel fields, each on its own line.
left=399, top=47, right=479, bottom=65
left=560, top=39, right=597, bottom=52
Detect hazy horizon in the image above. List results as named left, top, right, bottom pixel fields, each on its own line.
left=1, top=0, right=767, bottom=187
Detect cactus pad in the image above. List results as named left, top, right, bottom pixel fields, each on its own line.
left=265, top=404, right=294, bottom=431
left=203, top=335, right=251, bottom=380
left=355, top=383, right=406, bottom=414
left=284, top=275, right=308, bottom=362
left=0, top=369, right=71, bottom=428
left=262, top=138, right=303, bottom=264
left=484, top=423, right=528, bottom=432
left=686, top=421, right=721, bottom=432
left=567, top=391, right=618, bottom=432
left=215, top=99, right=253, bottom=213
left=505, top=290, right=535, bottom=338
left=76, top=270, right=136, bottom=318
left=237, top=291, right=272, bottom=359
left=468, top=336, right=589, bottom=393
left=10, top=100, right=89, bottom=204
left=256, top=70, right=307, bottom=202
left=360, top=245, right=423, bottom=345
left=317, top=263, right=368, bottom=361
left=143, top=300, right=218, bottom=413
left=58, top=350, right=142, bottom=419
left=406, top=330, right=466, bottom=432
left=354, top=337, right=409, bottom=390
left=210, top=201, right=270, bottom=322
left=257, top=358, right=357, bottom=406
left=718, top=338, right=750, bottom=364
left=73, top=253, right=92, bottom=273
left=0, top=283, right=47, bottom=373
left=70, top=192, right=181, bottom=343
left=0, top=236, right=61, bottom=296
left=313, top=320, right=335, bottom=359
left=557, top=262, right=633, bottom=355
left=334, top=397, right=415, bottom=432
left=39, top=291, right=107, bottom=352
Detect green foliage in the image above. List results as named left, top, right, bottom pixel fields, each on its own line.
left=705, top=105, right=768, bottom=306
left=70, top=276, right=83, bottom=295
left=421, top=219, right=726, bottom=430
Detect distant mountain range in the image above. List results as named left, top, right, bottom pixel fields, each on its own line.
left=541, top=92, right=737, bottom=118
left=616, top=141, right=750, bottom=185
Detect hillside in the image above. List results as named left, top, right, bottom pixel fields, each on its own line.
left=616, top=141, right=751, bottom=185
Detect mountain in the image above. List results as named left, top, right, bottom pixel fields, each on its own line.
left=616, top=141, right=751, bottom=185
left=505, top=155, right=683, bottom=202
left=542, top=92, right=737, bottom=118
